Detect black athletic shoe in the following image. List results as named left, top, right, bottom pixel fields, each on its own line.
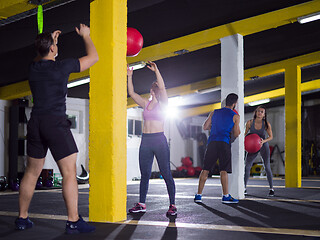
left=65, top=215, right=95, bottom=234
left=268, top=189, right=275, bottom=197
left=15, top=217, right=34, bottom=230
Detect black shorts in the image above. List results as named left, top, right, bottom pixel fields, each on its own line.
left=203, top=141, right=232, bottom=173
left=27, top=115, right=78, bottom=161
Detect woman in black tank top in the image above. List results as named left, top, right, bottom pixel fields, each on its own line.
left=244, top=106, right=275, bottom=197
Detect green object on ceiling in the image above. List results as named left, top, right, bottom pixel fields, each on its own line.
left=37, top=5, right=43, bottom=34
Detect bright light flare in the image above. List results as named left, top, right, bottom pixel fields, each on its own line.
left=166, top=106, right=179, bottom=119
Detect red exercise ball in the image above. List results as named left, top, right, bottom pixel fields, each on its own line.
left=194, top=167, right=202, bottom=176
left=245, top=133, right=261, bottom=153
left=181, top=157, right=193, bottom=167
left=127, top=27, right=143, bottom=57
left=177, top=166, right=187, bottom=172
left=187, top=167, right=195, bottom=177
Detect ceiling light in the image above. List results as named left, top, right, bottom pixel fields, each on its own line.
left=297, top=12, right=320, bottom=24
left=174, top=49, right=189, bottom=55
left=128, top=61, right=146, bottom=71
left=248, top=98, right=270, bottom=106
left=196, top=86, right=221, bottom=94
left=67, top=78, right=90, bottom=88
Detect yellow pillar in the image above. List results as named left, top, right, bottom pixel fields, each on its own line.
left=285, top=65, right=301, bottom=188
left=89, top=0, right=127, bottom=222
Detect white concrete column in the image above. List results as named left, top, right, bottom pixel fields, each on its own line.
left=220, top=34, right=245, bottom=199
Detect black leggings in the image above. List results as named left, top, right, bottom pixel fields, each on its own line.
left=139, top=132, right=175, bottom=205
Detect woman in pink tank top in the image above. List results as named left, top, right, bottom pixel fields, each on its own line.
left=127, top=61, right=177, bottom=217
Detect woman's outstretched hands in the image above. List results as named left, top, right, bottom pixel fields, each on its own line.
left=147, top=61, right=158, bottom=72
left=127, top=65, right=133, bottom=77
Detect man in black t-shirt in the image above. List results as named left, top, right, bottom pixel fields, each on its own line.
left=15, top=24, right=98, bottom=234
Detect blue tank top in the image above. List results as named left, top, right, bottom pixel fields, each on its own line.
left=208, top=107, right=236, bottom=144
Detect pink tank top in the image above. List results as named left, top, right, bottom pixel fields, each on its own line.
left=143, top=101, right=165, bottom=121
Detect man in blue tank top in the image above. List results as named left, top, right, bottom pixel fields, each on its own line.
left=194, top=93, right=241, bottom=204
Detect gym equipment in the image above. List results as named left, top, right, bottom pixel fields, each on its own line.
left=36, top=177, right=43, bottom=189
left=250, top=163, right=265, bottom=176
left=177, top=166, right=188, bottom=176
left=10, top=178, right=19, bottom=191
left=76, top=164, right=89, bottom=184
left=44, top=176, right=53, bottom=187
left=181, top=157, right=193, bottom=167
left=0, top=176, right=8, bottom=191
left=127, top=27, right=143, bottom=57
left=37, top=5, right=43, bottom=34
left=187, top=167, right=195, bottom=177
left=53, top=173, right=62, bottom=187
left=150, top=171, right=161, bottom=179
left=194, top=167, right=202, bottom=176
left=245, top=133, right=261, bottom=153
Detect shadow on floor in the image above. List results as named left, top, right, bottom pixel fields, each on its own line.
left=161, top=215, right=177, bottom=240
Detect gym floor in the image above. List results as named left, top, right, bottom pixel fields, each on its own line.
left=0, top=177, right=319, bottom=240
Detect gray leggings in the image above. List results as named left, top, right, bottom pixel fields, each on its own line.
left=244, top=142, right=273, bottom=188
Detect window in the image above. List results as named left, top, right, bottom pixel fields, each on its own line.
left=190, top=125, right=202, bottom=139
left=67, top=115, right=77, bottom=129
left=66, top=110, right=82, bottom=133
left=128, top=119, right=142, bottom=136
left=135, top=120, right=142, bottom=136
left=128, top=119, right=134, bottom=135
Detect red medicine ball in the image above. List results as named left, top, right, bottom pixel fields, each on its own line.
left=127, top=27, right=143, bottom=57
left=181, top=157, right=193, bottom=167
left=245, top=133, right=261, bottom=153
left=187, top=167, right=195, bottom=177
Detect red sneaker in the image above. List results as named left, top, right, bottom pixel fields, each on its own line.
left=166, top=205, right=177, bottom=216
left=129, top=203, right=146, bottom=213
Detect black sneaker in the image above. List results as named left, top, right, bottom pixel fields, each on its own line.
left=268, top=189, right=275, bottom=197
left=15, top=217, right=34, bottom=230
left=65, top=215, right=96, bottom=234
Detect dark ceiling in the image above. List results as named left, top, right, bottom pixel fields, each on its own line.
left=0, top=0, right=320, bottom=108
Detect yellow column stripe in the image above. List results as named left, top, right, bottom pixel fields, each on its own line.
left=89, top=0, right=127, bottom=222
left=285, top=66, right=302, bottom=188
